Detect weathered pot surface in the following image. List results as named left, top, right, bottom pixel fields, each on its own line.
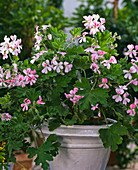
left=43, top=118, right=116, bottom=170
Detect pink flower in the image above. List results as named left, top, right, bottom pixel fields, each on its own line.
left=57, top=51, right=67, bottom=56
left=97, top=50, right=107, bottom=56
left=109, top=56, right=117, bottom=64
left=23, top=68, right=38, bottom=85
left=42, top=24, right=51, bottom=31
left=91, top=104, right=99, bottom=111
left=0, top=35, right=22, bottom=59
left=123, top=93, right=130, bottom=105
left=126, top=78, right=138, bottom=87
left=79, top=32, right=88, bottom=43
left=64, top=88, right=83, bottom=104
left=127, top=104, right=136, bottom=116
left=52, top=60, right=63, bottom=73
left=48, top=34, right=52, bottom=40
left=1, top=113, right=11, bottom=121
left=62, top=102, right=69, bottom=110
left=98, top=112, right=101, bottom=117
left=42, top=60, right=52, bottom=74
left=37, top=96, right=45, bottom=104
left=21, top=98, right=31, bottom=111
left=131, top=62, right=138, bottom=75
left=135, top=45, right=138, bottom=51
left=134, top=97, right=138, bottom=108
left=64, top=93, right=72, bottom=98
left=112, top=88, right=124, bottom=102
left=64, top=62, right=72, bottom=73
left=99, top=78, right=109, bottom=89
left=90, top=62, right=100, bottom=74
left=124, top=44, right=136, bottom=58
left=82, top=14, right=105, bottom=36
left=101, top=56, right=117, bottom=69
left=123, top=66, right=136, bottom=79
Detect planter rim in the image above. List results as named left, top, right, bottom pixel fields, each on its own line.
left=42, top=118, right=116, bottom=137
left=44, top=118, right=116, bottom=129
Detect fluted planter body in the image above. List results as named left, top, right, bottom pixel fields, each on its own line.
left=43, top=119, right=115, bottom=170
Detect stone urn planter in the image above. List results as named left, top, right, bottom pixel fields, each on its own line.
left=42, top=118, right=115, bottom=170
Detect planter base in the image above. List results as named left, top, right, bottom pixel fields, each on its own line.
left=51, top=146, right=110, bottom=170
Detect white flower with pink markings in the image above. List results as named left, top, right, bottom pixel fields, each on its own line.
left=101, top=56, right=117, bottom=69
left=99, top=78, right=109, bottom=89
left=112, top=88, right=124, bottom=102
left=0, top=35, right=22, bottom=59
left=21, top=98, right=31, bottom=111
left=64, top=88, right=84, bottom=104
left=37, top=96, right=45, bottom=105
left=42, top=60, right=52, bottom=74
left=91, top=104, right=99, bottom=111
left=127, top=104, right=136, bottom=116
left=124, top=44, right=136, bottom=58
left=82, top=14, right=105, bottom=36
left=123, top=66, right=136, bottom=79
left=123, top=93, right=130, bottom=105
left=1, top=113, right=11, bottom=121
left=64, top=62, right=73, bottom=73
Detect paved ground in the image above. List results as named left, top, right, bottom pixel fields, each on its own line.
left=32, top=163, right=138, bottom=170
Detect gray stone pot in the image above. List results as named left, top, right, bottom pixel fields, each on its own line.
left=43, top=118, right=115, bottom=170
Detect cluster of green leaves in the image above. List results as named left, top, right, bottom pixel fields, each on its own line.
left=0, top=114, right=29, bottom=163
left=27, top=134, right=60, bottom=169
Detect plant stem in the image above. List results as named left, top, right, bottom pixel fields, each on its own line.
left=101, top=109, right=109, bottom=127
left=31, top=128, right=38, bottom=149
left=83, top=69, right=86, bottom=78
left=15, top=161, right=26, bottom=169
left=39, top=126, right=46, bottom=143
left=9, top=53, right=13, bottom=62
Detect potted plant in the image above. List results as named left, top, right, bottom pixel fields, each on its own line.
left=0, top=14, right=137, bottom=170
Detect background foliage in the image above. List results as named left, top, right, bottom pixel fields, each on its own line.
left=0, top=0, right=67, bottom=59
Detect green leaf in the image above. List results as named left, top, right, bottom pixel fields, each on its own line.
left=75, top=77, right=91, bottom=90
left=27, top=134, right=60, bottom=170
left=56, top=75, right=72, bottom=92
left=99, top=122, right=128, bottom=151
left=8, top=141, right=23, bottom=157
left=80, top=88, right=109, bottom=110
left=69, top=27, right=81, bottom=37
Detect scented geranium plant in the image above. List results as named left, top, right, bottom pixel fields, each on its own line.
left=0, top=14, right=138, bottom=169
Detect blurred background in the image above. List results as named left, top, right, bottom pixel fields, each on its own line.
left=0, top=0, right=138, bottom=169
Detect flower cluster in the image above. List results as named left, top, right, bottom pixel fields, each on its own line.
left=21, top=96, right=45, bottom=111
left=82, top=14, right=105, bottom=36
left=42, top=55, right=73, bottom=74
left=64, top=88, right=84, bottom=104
left=0, top=65, right=38, bottom=88
left=0, top=35, right=22, bottom=60
left=34, top=25, right=51, bottom=50
left=124, top=44, right=138, bottom=59
left=1, top=113, right=11, bottom=121
left=91, top=104, right=101, bottom=117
